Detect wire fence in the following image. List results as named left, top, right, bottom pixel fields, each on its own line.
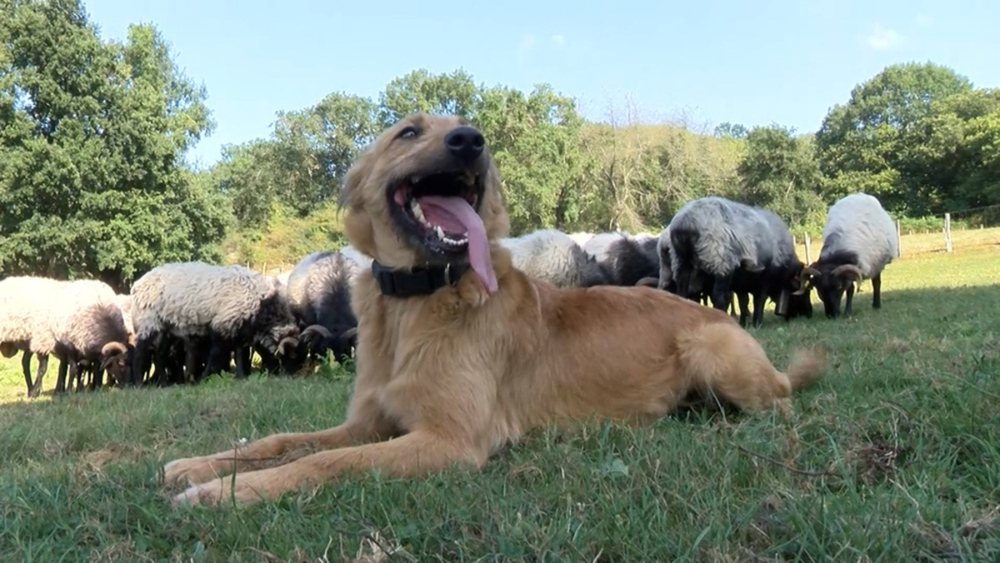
left=793, top=204, right=1000, bottom=262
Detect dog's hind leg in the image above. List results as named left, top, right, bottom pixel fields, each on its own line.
left=163, top=393, right=397, bottom=487
left=678, top=323, right=823, bottom=416
left=172, top=430, right=484, bottom=507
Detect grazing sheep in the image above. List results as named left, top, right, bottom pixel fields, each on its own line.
left=581, top=231, right=661, bottom=287
left=129, top=262, right=301, bottom=385
left=796, top=193, right=898, bottom=318
left=0, top=276, right=65, bottom=397
left=0, top=277, right=131, bottom=396
left=500, top=229, right=608, bottom=288
left=53, top=297, right=132, bottom=392
left=284, top=251, right=360, bottom=365
left=669, top=196, right=812, bottom=327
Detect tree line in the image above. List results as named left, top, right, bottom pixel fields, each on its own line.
left=2, top=0, right=998, bottom=290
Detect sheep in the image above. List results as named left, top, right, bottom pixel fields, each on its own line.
left=668, top=196, right=813, bottom=327
left=0, top=277, right=131, bottom=396
left=581, top=231, right=661, bottom=287
left=0, top=276, right=66, bottom=397
left=500, top=229, right=609, bottom=288
left=52, top=280, right=133, bottom=392
left=796, top=193, right=898, bottom=318
left=284, top=250, right=360, bottom=366
left=129, top=261, right=301, bottom=385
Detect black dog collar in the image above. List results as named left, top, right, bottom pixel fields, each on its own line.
left=371, top=259, right=470, bottom=297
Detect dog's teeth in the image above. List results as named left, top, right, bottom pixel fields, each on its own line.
left=411, top=175, right=422, bottom=184
left=434, top=225, right=445, bottom=240
left=410, top=200, right=427, bottom=224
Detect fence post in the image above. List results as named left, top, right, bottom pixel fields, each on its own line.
left=896, top=219, right=902, bottom=257
left=804, top=233, right=812, bottom=264
left=944, top=213, right=953, bottom=253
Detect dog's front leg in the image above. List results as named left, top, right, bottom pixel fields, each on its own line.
left=163, top=393, right=396, bottom=487
left=172, top=430, right=484, bottom=507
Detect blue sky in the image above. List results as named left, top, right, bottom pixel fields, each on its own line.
left=83, top=0, right=999, bottom=168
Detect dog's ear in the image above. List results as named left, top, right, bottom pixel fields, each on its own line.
left=482, top=156, right=510, bottom=240
left=338, top=144, right=373, bottom=211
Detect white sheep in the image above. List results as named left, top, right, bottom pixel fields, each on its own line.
left=0, top=277, right=131, bottom=396
left=0, top=276, right=65, bottom=397
left=500, top=229, right=608, bottom=288
left=797, top=193, right=898, bottom=318
left=129, top=261, right=301, bottom=384
left=668, top=196, right=813, bottom=326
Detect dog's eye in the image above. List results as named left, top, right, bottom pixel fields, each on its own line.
left=398, top=126, right=419, bottom=140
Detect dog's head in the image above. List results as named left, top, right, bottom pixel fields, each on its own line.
left=340, top=114, right=509, bottom=293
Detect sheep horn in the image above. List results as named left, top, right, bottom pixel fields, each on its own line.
left=101, top=341, right=128, bottom=357
left=635, top=277, right=659, bottom=288
left=341, top=327, right=358, bottom=342
left=301, top=324, right=334, bottom=341
left=832, top=264, right=864, bottom=283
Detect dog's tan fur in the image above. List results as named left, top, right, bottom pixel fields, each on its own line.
left=163, top=114, right=825, bottom=507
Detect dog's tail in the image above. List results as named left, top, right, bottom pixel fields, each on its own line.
left=782, top=348, right=826, bottom=391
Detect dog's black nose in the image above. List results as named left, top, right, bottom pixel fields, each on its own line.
left=444, top=126, right=485, bottom=163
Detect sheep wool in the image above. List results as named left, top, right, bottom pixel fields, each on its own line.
left=819, top=193, right=899, bottom=279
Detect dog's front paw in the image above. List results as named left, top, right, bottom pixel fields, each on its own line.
left=163, top=456, right=226, bottom=487
left=171, top=470, right=277, bottom=508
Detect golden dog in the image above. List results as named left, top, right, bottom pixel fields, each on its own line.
left=163, top=114, right=825, bottom=507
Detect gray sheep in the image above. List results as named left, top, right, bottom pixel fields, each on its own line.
left=500, top=229, right=608, bottom=288
left=668, top=196, right=813, bottom=327
left=796, top=193, right=899, bottom=318
left=284, top=250, right=360, bottom=365
left=129, top=261, right=301, bottom=384
left=582, top=231, right=660, bottom=287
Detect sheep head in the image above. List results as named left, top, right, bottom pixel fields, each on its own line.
left=100, top=341, right=132, bottom=385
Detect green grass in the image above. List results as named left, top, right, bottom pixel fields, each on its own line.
left=1, top=231, right=999, bottom=561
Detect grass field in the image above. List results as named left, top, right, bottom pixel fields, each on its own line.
left=1, top=229, right=999, bottom=561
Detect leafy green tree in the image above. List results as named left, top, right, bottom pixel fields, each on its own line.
left=815, top=62, right=973, bottom=214
left=0, top=0, right=225, bottom=288
left=714, top=122, right=748, bottom=139
left=736, top=125, right=826, bottom=226
left=377, top=69, right=482, bottom=127
left=899, top=88, right=1000, bottom=211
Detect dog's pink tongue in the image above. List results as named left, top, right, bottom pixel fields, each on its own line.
left=417, top=195, right=498, bottom=293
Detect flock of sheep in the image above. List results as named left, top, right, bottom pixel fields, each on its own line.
left=0, top=191, right=898, bottom=399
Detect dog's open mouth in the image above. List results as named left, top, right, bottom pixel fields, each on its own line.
left=388, top=170, right=498, bottom=292
left=392, top=171, right=480, bottom=248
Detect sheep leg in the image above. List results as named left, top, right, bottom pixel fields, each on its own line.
left=201, top=335, right=228, bottom=381
left=55, top=359, right=69, bottom=394
left=752, top=290, right=767, bottom=328
left=131, top=336, right=153, bottom=387
left=21, top=350, right=33, bottom=395
left=29, top=353, right=48, bottom=398
left=872, top=274, right=882, bottom=309
left=91, top=365, right=104, bottom=391
left=234, top=345, right=250, bottom=379
left=844, top=283, right=856, bottom=318
left=736, top=291, right=750, bottom=327
left=183, top=341, right=202, bottom=384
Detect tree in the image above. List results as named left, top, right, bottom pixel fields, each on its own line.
left=815, top=62, right=973, bottom=214
left=0, top=0, right=226, bottom=288
left=736, top=125, right=826, bottom=227
left=377, top=69, right=482, bottom=127
left=714, top=122, right=748, bottom=140
left=898, top=88, right=1000, bottom=211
